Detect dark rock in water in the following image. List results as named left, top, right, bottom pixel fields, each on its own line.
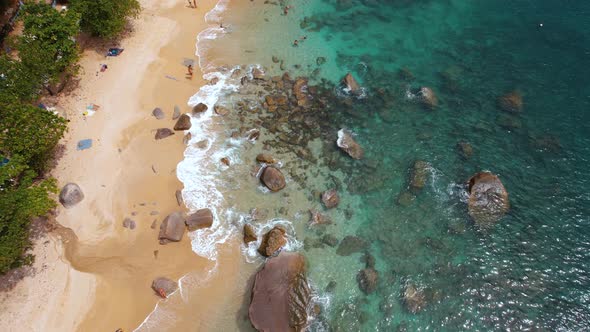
left=258, top=226, right=287, bottom=257
left=261, top=166, right=286, bottom=192
left=342, top=72, right=360, bottom=93
left=361, top=252, right=375, bottom=269
left=467, top=172, right=510, bottom=225
left=531, top=133, right=561, bottom=153
left=322, top=234, right=339, bottom=247
left=316, top=57, right=326, bottom=66
left=250, top=208, right=269, bottom=221
left=173, top=114, right=192, bottom=131
left=174, top=189, right=184, bottom=206
left=173, top=105, right=181, bottom=120
left=397, top=67, right=415, bottom=82
left=185, top=208, right=213, bottom=231
left=457, top=141, right=473, bottom=159
left=498, top=91, right=523, bottom=113
left=246, top=128, right=260, bottom=141
left=403, top=283, right=426, bottom=314
left=417, top=87, right=438, bottom=108
left=337, top=129, right=364, bottom=160
left=151, top=277, right=177, bottom=298
left=122, top=217, right=136, bottom=230
left=256, top=153, right=276, bottom=164
left=293, top=78, right=311, bottom=107
left=272, top=56, right=280, bottom=63
left=309, top=209, right=332, bottom=226
left=304, top=237, right=324, bottom=250
left=158, top=212, right=185, bottom=244
left=409, top=160, right=429, bottom=194
left=214, top=105, right=230, bottom=116
left=497, top=114, right=522, bottom=130
left=336, top=236, right=367, bottom=256
left=321, top=189, right=340, bottom=209
left=152, top=107, right=165, bottom=119
left=244, top=224, right=257, bottom=244
left=357, top=268, right=379, bottom=294
left=183, top=133, right=192, bottom=145
left=192, top=103, right=208, bottom=114
left=155, top=128, right=174, bottom=140
left=252, top=68, right=265, bottom=80
left=220, top=157, right=230, bottom=166
left=249, top=252, right=311, bottom=332
left=59, top=183, right=84, bottom=208
left=325, top=280, right=337, bottom=293
left=397, top=191, right=416, bottom=207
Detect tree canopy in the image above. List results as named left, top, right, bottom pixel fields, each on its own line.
left=69, top=0, right=141, bottom=38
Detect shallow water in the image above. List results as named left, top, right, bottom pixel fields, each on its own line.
left=175, top=0, right=590, bottom=330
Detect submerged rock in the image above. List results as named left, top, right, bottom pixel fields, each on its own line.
left=158, top=212, right=185, bottom=244
left=252, top=68, right=265, bottom=80
left=336, top=236, right=367, bottom=256
left=357, top=268, right=379, bottom=294
left=243, top=224, right=257, bottom=244
left=173, top=114, right=191, bottom=131
left=403, top=283, right=426, bottom=314
left=256, top=153, right=276, bottom=164
left=309, top=209, right=332, bottom=226
left=409, top=160, right=429, bottom=194
left=214, top=105, right=230, bottom=116
left=258, top=226, right=287, bottom=257
left=457, top=141, right=474, bottom=159
left=342, top=72, right=360, bottom=93
left=337, top=129, right=364, bottom=160
left=155, top=128, right=174, bottom=140
left=498, top=91, right=523, bottom=113
left=151, top=277, right=177, bottom=298
left=261, top=166, right=286, bottom=192
left=467, top=172, right=510, bottom=225
left=321, top=189, right=340, bottom=209
left=185, top=208, right=213, bottom=231
left=249, top=252, right=311, bottom=332
left=59, top=183, right=84, bottom=208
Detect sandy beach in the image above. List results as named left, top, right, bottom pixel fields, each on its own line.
left=0, top=0, right=247, bottom=331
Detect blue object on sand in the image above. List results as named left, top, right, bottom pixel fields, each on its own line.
left=38, top=103, right=47, bottom=110
left=77, top=139, right=93, bottom=151
left=107, top=48, right=124, bottom=56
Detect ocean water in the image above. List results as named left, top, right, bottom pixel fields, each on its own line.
left=171, top=0, right=590, bottom=331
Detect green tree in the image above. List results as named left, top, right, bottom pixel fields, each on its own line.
left=17, top=2, right=81, bottom=88
left=70, top=0, right=140, bottom=38
left=0, top=103, right=67, bottom=273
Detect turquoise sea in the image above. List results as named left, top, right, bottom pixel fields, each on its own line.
left=182, top=0, right=590, bottom=330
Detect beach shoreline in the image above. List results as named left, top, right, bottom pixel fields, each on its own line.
left=0, top=0, right=226, bottom=330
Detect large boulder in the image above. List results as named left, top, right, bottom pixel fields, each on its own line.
left=357, top=268, right=378, bottom=294
left=342, top=73, right=360, bottom=93
left=151, top=277, right=178, bottom=298
left=409, top=160, right=429, bottom=194
left=261, top=166, right=286, bottom=192
left=249, top=252, right=311, bottom=332
left=185, top=208, right=213, bottom=231
left=59, top=183, right=84, bottom=208
left=173, top=114, right=192, bottom=131
left=498, top=91, right=523, bottom=113
left=467, top=172, right=510, bottom=225
left=256, top=153, right=276, bottom=164
left=321, top=189, right=340, bottom=209
left=337, top=129, right=364, bottom=160
left=158, top=212, right=185, bottom=244
left=192, top=103, right=208, bottom=114
left=155, top=128, right=174, bottom=140
left=336, top=236, right=367, bottom=256
left=152, top=107, right=165, bottom=119
left=258, top=226, right=287, bottom=257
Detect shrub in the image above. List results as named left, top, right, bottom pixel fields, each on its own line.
left=70, top=0, right=140, bottom=38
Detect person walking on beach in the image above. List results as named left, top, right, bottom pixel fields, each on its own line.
left=188, top=0, right=196, bottom=8
left=187, top=64, right=193, bottom=79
